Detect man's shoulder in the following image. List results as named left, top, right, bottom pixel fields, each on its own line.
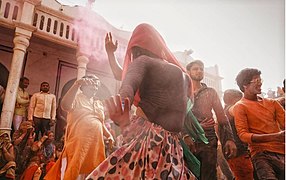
left=198, top=84, right=216, bottom=94
left=233, top=98, right=262, bottom=111
left=49, top=93, right=56, bottom=97
left=32, top=92, right=41, bottom=96
left=233, top=99, right=247, bottom=110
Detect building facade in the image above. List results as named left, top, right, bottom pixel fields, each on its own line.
left=0, top=0, right=224, bottom=133
left=0, top=0, right=130, bottom=131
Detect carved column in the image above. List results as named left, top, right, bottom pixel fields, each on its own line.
left=0, top=0, right=39, bottom=134
left=0, top=28, right=32, bottom=131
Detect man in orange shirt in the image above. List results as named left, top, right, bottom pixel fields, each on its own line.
left=233, top=68, right=285, bottom=180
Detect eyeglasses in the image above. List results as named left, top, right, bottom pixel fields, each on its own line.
left=250, top=78, right=263, bottom=84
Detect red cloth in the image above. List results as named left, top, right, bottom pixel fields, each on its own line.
left=20, top=164, right=39, bottom=180
left=45, top=161, right=55, bottom=173
left=122, top=23, right=192, bottom=105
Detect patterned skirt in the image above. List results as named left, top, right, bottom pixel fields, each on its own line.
left=86, top=116, right=196, bottom=180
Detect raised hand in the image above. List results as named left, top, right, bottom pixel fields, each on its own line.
left=105, top=32, right=118, bottom=54
left=75, top=77, right=99, bottom=87
left=104, top=94, right=130, bottom=129
left=3, top=145, right=15, bottom=161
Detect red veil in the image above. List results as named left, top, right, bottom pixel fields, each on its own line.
left=122, top=23, right=192, bottom=106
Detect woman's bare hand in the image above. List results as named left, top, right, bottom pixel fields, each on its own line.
left=104, top=95, right=130, bottom=129
left=105, top=32, right=118, bottom=54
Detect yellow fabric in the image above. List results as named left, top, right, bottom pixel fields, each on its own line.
left=14, top=87, right=29, bottom=116
left=45, top=93, right=106, bottom=180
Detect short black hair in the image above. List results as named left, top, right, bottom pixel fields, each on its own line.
left=20, top=77, right=29, bottom=83
left=186, top=60, right=204, bottom=71
left=235, top=68, right=261, bottom=92
left=41, top=82, right=49, bottom=86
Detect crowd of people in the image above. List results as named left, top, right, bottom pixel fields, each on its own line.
left=0, top=80, right=64, bottom=179
left=0, top=23, right=284, bottom=180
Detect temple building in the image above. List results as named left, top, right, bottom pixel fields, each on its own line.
left=0, top=0, right=223, bottom=132
left=0, top=0, right=131, bottom=131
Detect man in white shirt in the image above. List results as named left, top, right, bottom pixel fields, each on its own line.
left=28, top=82, right=56, bottom=140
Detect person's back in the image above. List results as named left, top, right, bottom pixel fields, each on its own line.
left=120, top=55, right=189, bottom=132
left=86, top=23, right=195, bottom=180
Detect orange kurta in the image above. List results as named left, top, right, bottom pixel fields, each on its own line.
left=233, top=97, right=285, bottom=157
left=45, top=93, right=106, bottom=180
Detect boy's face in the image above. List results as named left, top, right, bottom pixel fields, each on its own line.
left=244, top=75, right=263, bottom=95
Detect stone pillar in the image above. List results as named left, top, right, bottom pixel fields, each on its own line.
left=0, top=28, right=32, bottom=131
left=76, top=53, right=90, bottom=79
left=0, top=0, right=39, bottom=134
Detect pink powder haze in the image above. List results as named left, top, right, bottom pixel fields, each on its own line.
left=73, top=2, right=130, bottom=65
left=59, top=0, right=284, bottom=94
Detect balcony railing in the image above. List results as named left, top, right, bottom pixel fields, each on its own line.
left=0, top=0, right=77, bottom=48
left=0, top=0, right=22, bottom=26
